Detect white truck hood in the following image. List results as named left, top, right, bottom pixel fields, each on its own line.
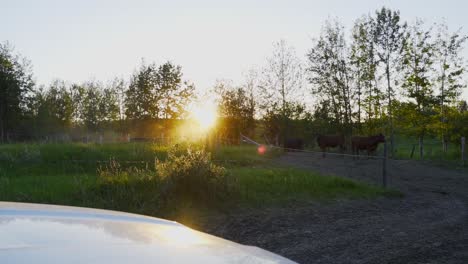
left=0, top=202, right=296, bottom=264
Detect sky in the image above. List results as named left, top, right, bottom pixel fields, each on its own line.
left=1, top=0, right=468, bottom=99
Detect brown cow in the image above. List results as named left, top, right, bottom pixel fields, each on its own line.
left=316, top=135, right=345, bottom=157
left=351, top=134, right=385, bottom=156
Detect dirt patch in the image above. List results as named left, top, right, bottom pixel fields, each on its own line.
left=196, top=153, right=468, bottom=264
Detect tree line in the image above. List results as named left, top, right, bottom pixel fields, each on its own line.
left=1, top=7, right=467, bottom=154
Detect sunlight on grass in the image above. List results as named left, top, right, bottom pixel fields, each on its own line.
left=0, top=143, right=400, bottom=217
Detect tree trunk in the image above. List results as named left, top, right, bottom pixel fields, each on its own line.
left=462, top=137, right=466, bottom=166
left=0, top=117, right=3, bottom=143
left=419, top=136, right=424, bottom=160
left=357, top=82, right=361, bottom=133
left=440, top=58, right=447, bottom=153
left=443, top=137, right=448, bottom=153
left=281, top=68, right=287, bottom=147
left=386, top=63, right=395, bottom=158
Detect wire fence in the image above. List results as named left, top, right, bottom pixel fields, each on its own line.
left=240, top=134, right=386, bottom=159
left=240, top=134, right=389, bottom=188
left=2, top=134, right=465, bottom=190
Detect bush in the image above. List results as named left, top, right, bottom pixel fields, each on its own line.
left=92, top=145, right=232, bottom=214
left=156, top=145, right=230, bottom=206
left=97, top=158, right=154, bottom=184
left=93, top=158, right=162, bottom=214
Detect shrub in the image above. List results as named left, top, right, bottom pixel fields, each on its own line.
left=93, top=158, right=162, bottom=214
left=97, top=158, right=154, bottom=183
left=156, top=145, right=230, bottom=206
left=93, top=145, right=232, bottom=214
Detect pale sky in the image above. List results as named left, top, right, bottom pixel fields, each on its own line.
left=1, top=0, right=467, bottom=99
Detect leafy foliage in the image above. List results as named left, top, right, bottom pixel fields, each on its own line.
left=216, top=81, right=255, bottom=141
left=125, top=61, right=194, bottom=120
left=260, top=40, right=304, bottom=144
left=400, top=20, right=436, bottom=140
left=0, top=42, right=34, bottom=141
left=350, top=16, right=383, bottom=134
left=307, top=20, right=353, bottom=134
left=156, top=145, right=230, bottom=206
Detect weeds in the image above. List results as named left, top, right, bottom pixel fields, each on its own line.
left=91, top=144, right=232, bottom=215
left=0, top=142, right=398, bottom=219
left=156, top=145, right=231, bottom=207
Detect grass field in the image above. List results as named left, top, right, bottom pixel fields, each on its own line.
left=392, top=136, right=465, bottom=162
left=0, top=142, right=397, bottom=220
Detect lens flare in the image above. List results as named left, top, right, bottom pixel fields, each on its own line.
left=190, top=102, right=217, bottom=131
left=257, top=145, right=266, bottom=155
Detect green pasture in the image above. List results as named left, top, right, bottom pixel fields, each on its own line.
left=0, top=142, right=397, bottom=220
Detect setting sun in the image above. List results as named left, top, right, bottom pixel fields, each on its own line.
left=190, top=102, right=218, bottom=131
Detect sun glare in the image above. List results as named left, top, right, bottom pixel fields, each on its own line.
left=190, top=102, right=217, bottom=131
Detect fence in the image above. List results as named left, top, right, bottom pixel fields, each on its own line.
left=462, top=137, right=466, bottom=166
left=240, top=134, right=389, bottom=188
left=406, top=137, right=466, bottom=166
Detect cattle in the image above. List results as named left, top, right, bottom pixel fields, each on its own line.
left=351, top=134, right=385, bottom=156
left=285, top=138, right=304, bottom=151
left=316, top=135, right=345, bottom=157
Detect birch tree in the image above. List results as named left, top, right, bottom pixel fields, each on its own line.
left=433, top=23, right=467, bottom=151
left=401, top=20, right=436, bottom=156
left=350, top=16, right=382, bottom=133
left=374, top=7, right=406, bottom=157
left=307, top=20, right=353, bottom=135
left=260, top=39, right=303, bottom=144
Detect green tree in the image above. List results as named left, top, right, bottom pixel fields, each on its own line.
left=401, top=20, right=436, bottom=156
left=373, top=7, right=406, bottom=156
left=260, top=39, right=303, bottom=145
left=350, top=16, right=383, bottom=134
left=217, top=85, right=255, bottom=142
left=78, top=81, right=119, bottom=132
left=106, top=77, right=127, bottom=133
left=311, top=99, right=336, bottom=135
left=262, top=101, right=311, bottom=146
left=33, top=81, right=74, bottom=136
left=241, top=69, right=259, bottom=135
left=125, top=61, right=194, bottom=120
left=156, top=62, right=195, bottom=119
left=125, top=62, right=159, bottom=119
left=459, top=100, right=467, bottom=112
left=0, top=42, right=34, bottom=142
left=433, top=23, right=467, bottom=151
left=81, top=82, right=102, bottom=132
left=307, top=20, right=353, bottom=135
left=450, top=106, right=468, bottom=143
left=101, top=86, right=120, bottom=123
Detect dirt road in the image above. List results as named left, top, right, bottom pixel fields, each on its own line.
left=200, top=153, right=468, bottom=263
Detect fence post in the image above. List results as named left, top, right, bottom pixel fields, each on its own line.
left=410, top=144, right=416, bottom=159
left=462, top=137, right=466, bottom=166
left=382, top=140, right=388, bottom=188
left=419, top=137, right=424, bottom=160
left=443, top=137, right=448, bottom=153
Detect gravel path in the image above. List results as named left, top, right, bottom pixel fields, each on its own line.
left=199, top=153, right=468, bottom=264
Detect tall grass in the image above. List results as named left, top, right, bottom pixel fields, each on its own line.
left=231, top=166, right=399, bottom=205
left=0, top=142, right=169, bottom=163
left=0, top=142, right=398, bottom=219
left=392, top=136, right=465, bottom=165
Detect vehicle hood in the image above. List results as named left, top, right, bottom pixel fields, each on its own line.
left=0, top=202, right=296, bottom=264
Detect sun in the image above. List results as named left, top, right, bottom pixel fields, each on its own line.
left=190, top=102, right=218, bottom=131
